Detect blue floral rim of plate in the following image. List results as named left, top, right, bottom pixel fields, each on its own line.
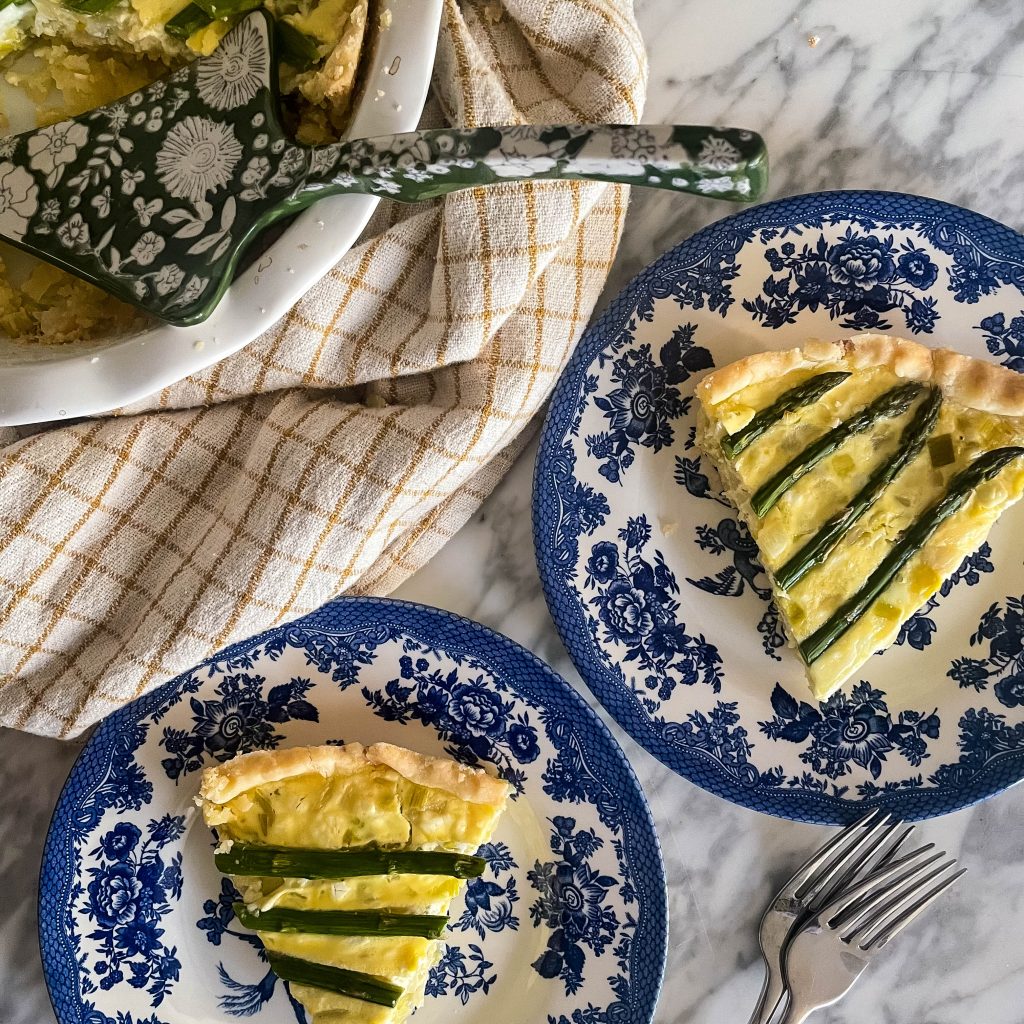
left=38, top=597, right=667, bottom=1024
left=533, top=189, right=1024, bottom=825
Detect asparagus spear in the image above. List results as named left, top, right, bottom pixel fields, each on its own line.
left=800, top=445, right=1024, bottom=664
left=276, top=18, right=322, bottom=70
left=720, top=371, right=851, bottom=458
left=751, top=382, right=925, bottom=517
left=165, top=3, right=210, bottom=38
left=774, top=386, right=943, bottom=591
left=216, top=843, right=486, bottom=879
left=266, top=951, right=403, bottom=1008
left=233, top=903, right=448, bottom=938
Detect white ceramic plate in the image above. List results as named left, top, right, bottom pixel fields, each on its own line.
left=38, top=598, right=667, bottom=1024
left=0, top=0, right=441, bottom=425
left=535, top=190, right=1024, bottom=824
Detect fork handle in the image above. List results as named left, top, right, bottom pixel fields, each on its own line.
left=306, top=125, right=768, bottom=204
left=747, top=959, right=788, bottom=1024
left=749, top=974, right=786, bottom=1024
left=774, top=1003, right=814, bottom=1024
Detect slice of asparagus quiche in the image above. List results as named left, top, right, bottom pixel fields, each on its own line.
left=199, top=742, right=511, bottom=1024
left=696, top=334, right=1024, bottom=700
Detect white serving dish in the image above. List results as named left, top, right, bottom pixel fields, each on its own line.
left=0, top=0, right=442, bottom=425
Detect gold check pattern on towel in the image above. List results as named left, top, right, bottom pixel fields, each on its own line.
left=0, top=0, right=646, bottom=737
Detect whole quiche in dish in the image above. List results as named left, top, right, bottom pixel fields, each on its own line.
left=199, top=742, right=511, bottom=1024
left=696, top=334, right=1024, bottom=700
left=0, top=0, right=368, bottom=342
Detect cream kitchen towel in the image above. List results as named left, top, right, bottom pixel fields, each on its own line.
left=0, top=0, right=646, bottom=737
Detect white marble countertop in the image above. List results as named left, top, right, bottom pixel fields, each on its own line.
left=5, top=1, right=1024, bottom=1021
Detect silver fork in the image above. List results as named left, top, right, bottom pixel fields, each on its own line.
left=777, top=844, right=966, bottom=1023
left=746, top=810, right=912, bottom=1024
left=745, top=811, right=913, bottom=1024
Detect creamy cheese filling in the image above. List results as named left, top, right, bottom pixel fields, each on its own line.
left=700, top=359, right=1024, bottom=698
left=210, top=769, right=505, bottom=853
left=206, top=762, right=506, bottom=1024
left=240, top=875, right=463, bottom=915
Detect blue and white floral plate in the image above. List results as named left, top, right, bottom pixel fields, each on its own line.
left=534, top=190, right=1024, bottom=825
left=38, top=598, right=666, bottom=1024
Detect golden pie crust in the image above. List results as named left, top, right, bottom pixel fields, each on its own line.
left=697, top=334, right=1024, bottom=417
left=199, top=741, right=512, bottom=811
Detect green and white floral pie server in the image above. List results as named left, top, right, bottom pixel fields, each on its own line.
left=0, top=10, right=768, bottom=326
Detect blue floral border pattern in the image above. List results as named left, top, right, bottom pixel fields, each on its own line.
left=452, top=842, right=520, bottom=937
left=534, top=189, right=1024, bottom=825
left=426, top=844, right=520, bottom=1004
left=528, top=816, right=623, bottom=997
left=931, top=595, right=1024, bottom=787
left=585, top=325, right=712, bottom=486
left=976, top=312, right=1024, bottom=372
left=743, top=212, right=1024, bottom=339
left=948, top=595, right=1024, bottom=707
left=744, top=226, right=942, bottom=334
left=582, top=514, right=722, bottom=709
left=550, top=311, right=728, bottom=720
left=425, top=943, right=496, bottom=1004
left=84, top=817, right=184, bottom=1003
left=36, top=719, right=171, bottom=1017
left=158, top=672, right=319, bottom=781
left=39, top=598, right=666, bottom=1024
left=686, top=517, right=784, bottom=663
left=759, top=682, right=940, bottom=788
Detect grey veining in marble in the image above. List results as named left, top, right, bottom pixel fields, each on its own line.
left=0, top=730, right=85, bottom=1024
left=5, top=1, right=1024, bottom=1021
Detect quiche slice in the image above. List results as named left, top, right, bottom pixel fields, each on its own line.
left=696, top=334, right=1024, bottom=700
left=199, top=743, right=511, bottom=1024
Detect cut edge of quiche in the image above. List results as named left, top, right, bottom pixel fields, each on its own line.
left=696, top=333, right=1024, bottom=701
left=198, top=742, right=512, bottom=1024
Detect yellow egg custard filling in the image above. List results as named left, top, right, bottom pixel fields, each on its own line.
left=199, top=743, right=511, bottom=1024
left=696, top=334, right=1024, bottom=700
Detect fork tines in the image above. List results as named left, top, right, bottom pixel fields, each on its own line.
left=822, top=841, right=965, bottom=950
left=793, top=809, right=912, bottom=912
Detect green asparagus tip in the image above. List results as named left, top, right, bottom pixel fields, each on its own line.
left=751, top=382, right=925, bottom=518
left=721, top=371, right=852, bottom=459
